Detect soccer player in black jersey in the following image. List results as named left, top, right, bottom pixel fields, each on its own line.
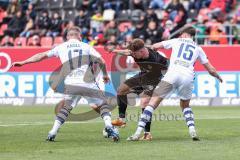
left=110, top=39, right=169, bottom=140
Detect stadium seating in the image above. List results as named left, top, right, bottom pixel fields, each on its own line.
left=49, top=9, right=62, bottom=18
left=0, top=0, right=238, bottom=46
left=63, top=9, right=77, bottom=21
left=62, top=0, right=76, bottom=9
left=118, top=22, right=132, bottom=32
left=53, top=36, right=64, bottom=45
left=27, top=37, right=34, bottom=46
left=117, top=10, right=131, bottom=21
left=14, top=37, right=27, bottom=46
left=0, top=36, right=13, bottom=46
left=49, top=0, right=63, bottom=9
left=0, top=11, right=6, bottom=23
left=131, top=9, right=143, bottom=22
left=0, top=24, right=8, bottom=36
left=35, top=0, right=49, bottom=11
left=75, top=0, right=83, bottom=9
left=40, top=37, right=53, bottom=47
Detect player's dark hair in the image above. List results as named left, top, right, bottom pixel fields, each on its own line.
left=181, top=26, right=196, bottom=37
left=127, top=39, right=145, bottom=52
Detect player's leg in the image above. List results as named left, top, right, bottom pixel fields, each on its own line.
left=82, top=84, right=120, bottom=142
left=99, top=103, right=119, bottom=141
left=55, top=99, right=65, bottom=114
left=139, top=95, right=153, bottom=141
left=139, top=83, right=159, bottom=140
left=55, top=99, right=100, bottom=114
left=177, top=77, right=200, bottom=141
left=111, top=83, right=130, bottom=127
left=180, top=99, right=199, bottom=141
left=87, top=95, right=120, bottom=141
left=127, top=81, right=173, bottom=141
left=112, top=74, right=143, bottom=127
left=90, top=104, right=101, bottom=114
left=47, top=95, right=77, bottom=141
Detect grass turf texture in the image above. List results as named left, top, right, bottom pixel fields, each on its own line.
left=0, top=106, right=240, bottom=160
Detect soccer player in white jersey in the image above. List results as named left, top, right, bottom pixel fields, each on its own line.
left=127, top=26, right=223, bottom=141
left=12, top=27, right=119, bottom=142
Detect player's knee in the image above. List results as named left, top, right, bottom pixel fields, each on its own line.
left=149, top=97, right=162, bottom=108
left=91, top=105, right=100, bottom=114
left=63, top=104, right=73, bottom=112
left=180, top=99, right=190, bottom=109
left=55, top=100, right=65, bottom=114
left=140, top=99, right=149, bottom=108
left=117, top=83, right=130, bottom=95
left=99, top=104, right=111, bottom=117
left=117, top=87, right=125, bottom=95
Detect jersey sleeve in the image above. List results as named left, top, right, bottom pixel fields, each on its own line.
left=46, top=45, right=60, bottom=57
left=161, top=39, right=177, bottom=49
left=89, top=46, right=102, bottom=60
left=197, top=47, right=209, bottom=64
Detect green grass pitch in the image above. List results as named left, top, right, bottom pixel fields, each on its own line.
left=0, top=105, right=240, bottom=160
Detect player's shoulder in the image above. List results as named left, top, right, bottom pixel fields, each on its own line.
left=165, top=38, right=179, bottom=44
left=177, top=38, right=193, bottom=43
left=196, top=45, right=205, bottom=53
left=164, top=38, right=178, bottom=42
left=80, top=41, right=92, bottom=48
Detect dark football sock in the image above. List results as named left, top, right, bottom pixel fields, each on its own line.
left=117, top=95, right=128, bottom=118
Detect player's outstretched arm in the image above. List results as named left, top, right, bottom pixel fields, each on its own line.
left=104, top=43, right=131, bottom=56
left=151, top=42, right=164, bottom=50
left=203, top=62, right=223, bottom=83
left=111, top=49, right=131, bottom=56
left=96, top=57, right=110, bottom=83
left=12, top=51, right=49, bottom=67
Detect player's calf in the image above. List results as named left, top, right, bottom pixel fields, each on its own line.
left=182, top=107, right=200, bottom=141
left=100, top=104, right=120, bottom=142
left=47, top=105, right=73, bottom=141
left=127, top=106, right=154, bottom=141
left=112, top=94, right=128, bottom=126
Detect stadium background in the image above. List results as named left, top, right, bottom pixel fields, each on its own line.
left=0, top=0, right=240, bottom=107
left=1, top=1, right=240, bottom=160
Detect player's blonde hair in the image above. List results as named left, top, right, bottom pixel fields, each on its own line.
left=66, top=26, right=81, bottom=38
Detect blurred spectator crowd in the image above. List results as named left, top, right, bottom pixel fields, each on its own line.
left=0, top=0, right=239, bottom=47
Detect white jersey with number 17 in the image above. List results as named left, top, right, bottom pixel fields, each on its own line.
left=47, top=39, right=102, bottom=85
left=162, top=38, right=208, bottom=77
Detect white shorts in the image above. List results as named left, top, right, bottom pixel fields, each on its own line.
left=158, top=70, right=194, bottom=100
left=63, top=83, right=106, bottom=108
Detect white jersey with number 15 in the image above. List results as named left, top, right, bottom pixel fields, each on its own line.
left=162, top=38, right=208, bottom=77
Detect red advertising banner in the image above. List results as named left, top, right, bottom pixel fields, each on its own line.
left=1, top=46, right=240, bottom=72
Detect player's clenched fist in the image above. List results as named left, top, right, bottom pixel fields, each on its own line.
left=11, top=61, right=25, bottom=67
left=103, top=75, right=110, bottom=84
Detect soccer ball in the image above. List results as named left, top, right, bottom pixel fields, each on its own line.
left=102, top=128, right=108, bottom=138
left=102, top=127, right=119, bottom=138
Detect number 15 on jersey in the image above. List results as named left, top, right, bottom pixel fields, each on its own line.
left=177, top=43, right=196, bottom=61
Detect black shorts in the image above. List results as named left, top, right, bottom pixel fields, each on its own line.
left=124, top=73, right=161, bottom=96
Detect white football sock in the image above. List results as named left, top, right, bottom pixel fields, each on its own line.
left=103, top=115, right=113, bottom=128
left=49, top=120, right=62, bottom=135
left=134, top=126, right=144, bottom=137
